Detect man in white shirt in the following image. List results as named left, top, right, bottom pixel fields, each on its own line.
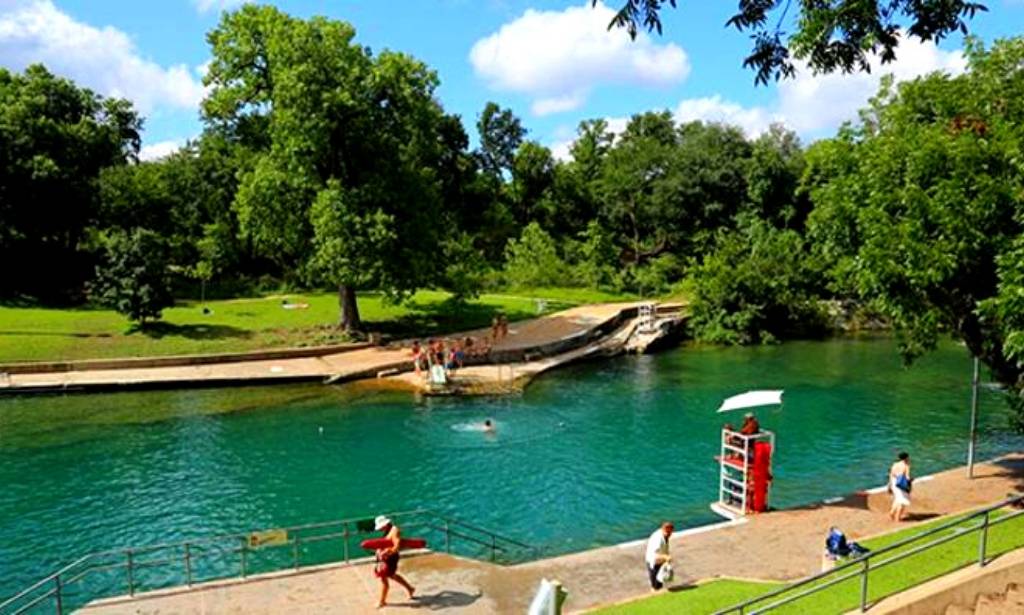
left=644, top=521, right=674, bottom=590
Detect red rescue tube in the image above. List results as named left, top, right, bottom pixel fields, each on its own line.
left=360, top=537, right=427, bottom=551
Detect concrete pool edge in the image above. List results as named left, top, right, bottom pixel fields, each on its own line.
left=74, top=452, right=1024, bottom=614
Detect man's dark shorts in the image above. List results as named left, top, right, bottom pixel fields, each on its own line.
left=647, top=562, right=663, bottom=589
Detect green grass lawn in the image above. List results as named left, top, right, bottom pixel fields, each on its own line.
left=0, top=288, right=635, bottom=363
left=593, top=507, right=1024, bottom=615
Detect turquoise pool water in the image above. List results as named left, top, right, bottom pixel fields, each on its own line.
left=1, top=337, right=1022, bottom=601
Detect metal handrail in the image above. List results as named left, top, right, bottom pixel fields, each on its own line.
left=0, top=508, right=535, bottom=615
left=715, top=493, right=1024, bottom=614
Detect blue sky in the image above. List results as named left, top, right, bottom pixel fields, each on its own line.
left=2, top=0, right=1022, bottom=159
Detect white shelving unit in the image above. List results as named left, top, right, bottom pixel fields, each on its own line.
left=713, top=428, right=775, bottom=519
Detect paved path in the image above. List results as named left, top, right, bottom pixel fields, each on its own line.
left=1, top=304, right=641, bottom=393
left=81, top=454, right=1024, bottom=614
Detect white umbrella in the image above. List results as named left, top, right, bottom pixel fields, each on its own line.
left=717, top=390, right=784, bottom=413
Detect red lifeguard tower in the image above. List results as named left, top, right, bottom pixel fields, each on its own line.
left=710, top=390, right=781, bottom=520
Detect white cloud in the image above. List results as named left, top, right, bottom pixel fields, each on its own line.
left=532, top=92, right=586, bottom=116
left=139, top=140, right=184, bottom=161
left=0, top=0, right=206, bottom=115
left=470, top=1, right=689, bottom=116
left=192, top=0, right=249, bottom=14
left=549, top=35, right=965, bottom=158
left=674, top=96, right=780, bottom=137
left=776, top=35, right=965, bottom=134
left=670, top=34, right=966, bottom=139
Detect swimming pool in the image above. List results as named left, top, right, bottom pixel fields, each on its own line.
left=1, top=337, right=1021, bottom=601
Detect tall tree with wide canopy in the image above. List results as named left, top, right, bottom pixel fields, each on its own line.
left=202, top=6, right=454, bottom=331
left=599, top=1, right=987, bottom=84
left=803, top=38, right=1024, bottom=420
left=0, top=65, right=140, bottom=300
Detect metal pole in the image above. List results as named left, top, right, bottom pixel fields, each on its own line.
left=968, top=356, right=980, bottom=478
left=184, top=543, right=193, bottom=586
left=859, top=558, right=870, bottom=612
left=54, top=575, right=63, bottom=615
left=342, top=522, right=350, bottom=564
left=240, top=539, right=247, bottom=578
left=126, top=550, right=135, bottom=596
left=978, top=510, right=989, bottom=567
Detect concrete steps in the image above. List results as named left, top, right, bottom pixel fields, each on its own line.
left=945, top=583, right=1024, bottom=615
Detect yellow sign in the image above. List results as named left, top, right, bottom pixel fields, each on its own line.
left=248, top=529, right=288, bottom=549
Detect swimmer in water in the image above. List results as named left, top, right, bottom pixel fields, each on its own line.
left=482, top=419, right=496, bottom=433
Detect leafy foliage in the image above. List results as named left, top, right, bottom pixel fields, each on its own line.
left=90, top=229, right=174, bottom=326
left=599, top=1, right=987, bottom=85
left=0, top=65, right=141, bottom=300
left=690, top=218, right=826, bottom=344
left=503, top=223, right=571, bottom=288
left=804, top=37, right=1024, bottom=399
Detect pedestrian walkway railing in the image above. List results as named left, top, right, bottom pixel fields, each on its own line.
left=715, top=492, right=1024, bottom=614
left=0, top=508, right=537, bottom=615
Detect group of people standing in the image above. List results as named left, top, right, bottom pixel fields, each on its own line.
left=410, top=338, right=480, bottom=378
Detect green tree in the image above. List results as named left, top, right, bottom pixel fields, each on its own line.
left=0, top=65, right=140, bottom=300
left=803, top=38, right=1024, bottom=409
left=599, top=1, right=987, bottom=84
left=203, top=6, right=456, bottom=331
left=690, top=218, right=826, bottom=344
left=90, top=228, right=174, bottom=326
left=476, top=102, right=526, bottom=179
left=510, top=141, right=555, bottom=226
left=744, top=124, right=808, bottom=229
left=503, top=223, right=570, bottom=288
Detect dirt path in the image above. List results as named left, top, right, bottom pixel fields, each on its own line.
left=81, top=454, right=1024, bottom=614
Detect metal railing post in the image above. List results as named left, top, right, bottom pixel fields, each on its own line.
left=184, top=543, right=193, bottom=586
left=54, top=574, right=63, bottom=615
left=343, top=522, right=350, bottom=564
left=240, top=538, right=248, bottom=578
left=293, top=536, right=301, bottom=570
left=978, top=510, right=989, bottom=567
left=126, top=550, right=135, bottom=596
left=859, top=558, right=870, bottom=612
left=444, top=521, right=451, bottom=553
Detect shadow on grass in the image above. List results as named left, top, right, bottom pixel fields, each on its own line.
left=129, top=322, right=253, bottom=341
left=364, top=299, right=537, bottom=339
left=0, top=330, right=113, bottom=338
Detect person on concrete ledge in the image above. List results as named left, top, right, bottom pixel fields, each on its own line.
left=372, top=515, right=415, bottom=608
left=888, top=452, right=913, bottom=522
left=644, top=521, right=674, bottom=591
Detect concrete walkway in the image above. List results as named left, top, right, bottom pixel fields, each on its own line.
left=1, top=304, right=643, bottom=393
left=81, top=454, right=1024, bottom=614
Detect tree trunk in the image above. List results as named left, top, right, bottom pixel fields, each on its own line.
left=338, top=284, right=362, bottom=332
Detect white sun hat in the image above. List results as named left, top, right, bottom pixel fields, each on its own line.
left=374, top=515, right=392, bottom=531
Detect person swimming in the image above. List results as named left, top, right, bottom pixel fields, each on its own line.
left=482, top=419, right=496, bottom=433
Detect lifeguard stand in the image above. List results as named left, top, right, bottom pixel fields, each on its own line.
left=712, top=428, right=775, bottom=519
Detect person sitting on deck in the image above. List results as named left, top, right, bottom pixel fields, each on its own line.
left=823, top=526, right=869, bottom=570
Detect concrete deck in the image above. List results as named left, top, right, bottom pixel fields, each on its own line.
left=0, top=303, right=646, bottom=394
left=80, top=454, right=1024, bottom=614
